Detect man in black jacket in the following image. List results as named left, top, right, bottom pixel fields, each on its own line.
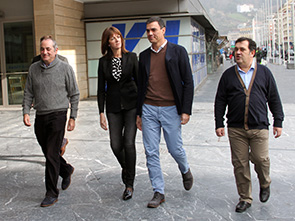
left=214, top=37, right=284, bottom=213
left=136, top=16, right=194, bottom=208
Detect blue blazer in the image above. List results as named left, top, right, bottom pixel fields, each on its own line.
left=97, top=52, right=138, bottom=113
left=137, top=42, right=194, bottom=116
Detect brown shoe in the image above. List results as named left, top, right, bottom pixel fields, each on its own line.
left=182, top=168, right=193, bottom=191
left=147, top=192, right=165, bottom=208
left=60, top=138, right=69, bottom=156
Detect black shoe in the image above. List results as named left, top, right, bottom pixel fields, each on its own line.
left=235, top=201, right=251, bottom=213
left=147, top=192, right=165, bottom=208
left=62, top=167, right=74, bottom=190
left=40, top=196, right=58, bottom=207
left=182, top=168, right=193, bottom=191
left=260, top=186, right=270, bottom=203
left=122, top=187, right=133, bottom=200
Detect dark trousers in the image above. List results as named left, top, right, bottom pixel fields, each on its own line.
left=34, top=111, right=73, bottom=198
left=107, top=108, right=137, bottom=188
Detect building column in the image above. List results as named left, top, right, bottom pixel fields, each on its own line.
left=33, top=0, right=88, bottom=99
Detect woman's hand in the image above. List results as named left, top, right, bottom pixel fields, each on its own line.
left=100, top=113, right=108, bottom=130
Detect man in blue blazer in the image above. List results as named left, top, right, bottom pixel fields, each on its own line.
left=136, top=16, right=194, bottom=208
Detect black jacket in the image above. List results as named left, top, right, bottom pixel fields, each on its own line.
left=214, top=64, right=284, bottom=130
left=137, top=42, right=194, bottom=116
left=97, top=52, right=138, bottom=113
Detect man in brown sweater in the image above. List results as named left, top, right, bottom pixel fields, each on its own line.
left=137, top=16, right=194, bottom=208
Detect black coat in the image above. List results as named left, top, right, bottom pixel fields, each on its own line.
left=137, top=42, right=194, bottom=116
left=97, top=52, right=138, bottom=113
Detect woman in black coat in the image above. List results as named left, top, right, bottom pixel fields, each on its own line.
left=97, top=26, right=138, bottom=200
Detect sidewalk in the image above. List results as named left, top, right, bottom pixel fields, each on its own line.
left=0, top=60, right=294, bottom=220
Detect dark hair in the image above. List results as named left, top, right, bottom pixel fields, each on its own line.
left=101, top=26, right=128, bottom=58
left=146, top=16, right=165, bottom=29
left=235, top=37, right=256, bottom=55
left=40, top=35, right=58, bottom=51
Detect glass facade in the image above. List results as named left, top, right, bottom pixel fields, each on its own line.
left=7, top=74, right=27, bottom=105
left=4, top=22, right=33, bottom=73
left=191, top=19, right=207, bottom=87
left=86, top=17, right=208, bottom=96
left=2, top=21, right=33, bottom=105
left=0, top=59, right=2, bottom=105
left=0, top=79, right=2, bottom=105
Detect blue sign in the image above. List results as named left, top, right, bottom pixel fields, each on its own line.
left=113, top=20, right=181, bottom=51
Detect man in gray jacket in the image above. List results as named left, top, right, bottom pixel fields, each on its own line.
left=32, top=36, right=70, bottom=157
left=22, top=36, right=80, bottom=207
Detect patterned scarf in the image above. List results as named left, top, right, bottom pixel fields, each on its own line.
left=112, top=57, right=122, bottom=81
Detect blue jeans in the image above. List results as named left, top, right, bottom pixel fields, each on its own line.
left=142, top=104, right=190, bottom=194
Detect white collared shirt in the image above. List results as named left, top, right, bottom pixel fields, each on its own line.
left=237, top=60, right=256, bottom=90
left=150, top=40, right=168, bottom=53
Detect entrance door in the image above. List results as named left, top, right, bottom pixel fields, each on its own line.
left=0, top=21, right=34, bottom=105
left=0, top=55, right=3, bottom=105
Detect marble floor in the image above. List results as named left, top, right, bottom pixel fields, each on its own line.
left=0, top=61, right=294, bottom=220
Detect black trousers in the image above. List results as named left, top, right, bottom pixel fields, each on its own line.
left=107, top=108, right=137, bottom=188
left=34, top=111, right=73, bottom=198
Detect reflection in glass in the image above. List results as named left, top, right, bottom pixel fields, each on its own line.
left=7, top=74, right=27, bottom=105
left=88, top=60, right=99, bottom=78
left=4, top=22, right=33, bottom=73
left=0, top=49, right=2, bottom=104
left=0, top=76, right=2, bottom=105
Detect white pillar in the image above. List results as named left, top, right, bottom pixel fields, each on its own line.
left=278, top=0, right=282, bottom=64
left=292, top=0, right=295, bottom=57
left=271, top=0, right=275, bottom=62
left=287, top=0, right=291, bottom=63
left=281, top=0, right=285, bottom=62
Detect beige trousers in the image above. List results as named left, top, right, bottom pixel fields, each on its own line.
left=228, top=128, right=271, bottom=204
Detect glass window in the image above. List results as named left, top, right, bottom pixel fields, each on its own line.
left=0, top=76, right=2, bottom=105
left=7, top=74, right=27, bottom=105
left=88, top=78, right=97, bottom=96
left=4, top=21, right=33, bottom=73
left=4, top=21, right=33, bottom=105
left=88, top=60, right=99, bottom=78
left=0, top=58, right=2, bottom=105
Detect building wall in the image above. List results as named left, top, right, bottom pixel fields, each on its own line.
left=0, top=0, right=33, bottom=21
left=84, top=0, right=183, bottom=19
left=33, top=0, right=88, bottom=99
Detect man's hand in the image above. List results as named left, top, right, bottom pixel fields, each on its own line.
left=181, top=113, right=190, bottom=125
left=216, top=128, right=225, bottom=137
left=273, top=127, right=282, bottom=138
left=23, top=114, right=31, bottom=127
left=67, top=118, right=75, bottom=131
left=136, top=116, right=142, bottom=131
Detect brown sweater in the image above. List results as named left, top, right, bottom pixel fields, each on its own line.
left=144, top=44, right=175, bottom=106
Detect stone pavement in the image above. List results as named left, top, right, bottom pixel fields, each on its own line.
left=0, top=60, right=295, bottom=220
